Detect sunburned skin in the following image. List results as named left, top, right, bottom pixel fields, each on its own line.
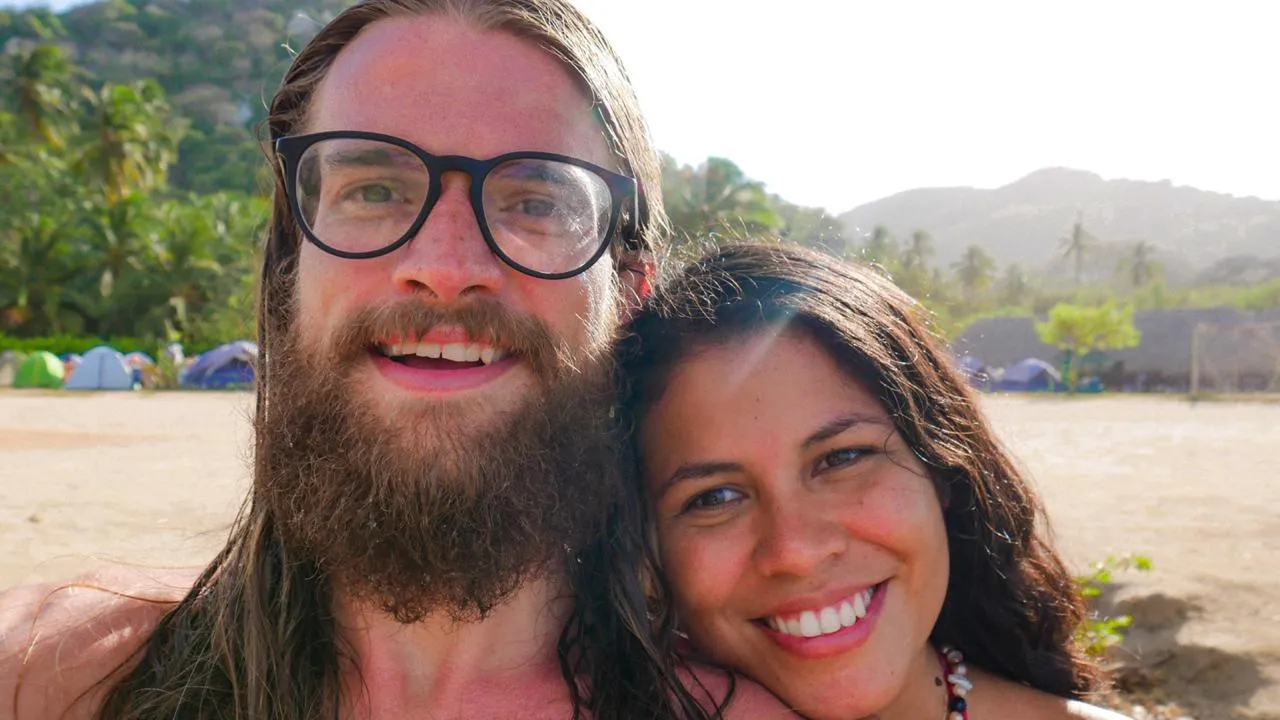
left=0, top=570, right=798, bottom=720
left=0, top=567, right=195, bottom=720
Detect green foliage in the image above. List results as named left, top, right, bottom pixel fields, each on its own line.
left=0, top=333, right=152, bottom=356
left=662, top=154, right=782, bottom=254
left=143, top=349, right=185, bottom=389
left=1036, top=302, right=1142, bottom=391
left=1076, top=554, right=1154, bottom=658
left=1, top=39, right=264, bottom=350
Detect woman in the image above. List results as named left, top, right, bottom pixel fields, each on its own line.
left=616, top=243, right=1130, bottom=720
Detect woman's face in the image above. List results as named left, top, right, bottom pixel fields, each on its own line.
left=640, top=329, right=950, bottom=719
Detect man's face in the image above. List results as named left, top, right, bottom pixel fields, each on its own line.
left=296, top=14, right=631, bottom=435
left=262, top=15, right=640, bottom=620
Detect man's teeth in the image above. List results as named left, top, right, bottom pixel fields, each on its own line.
left=767, top=586, right=877, bottom=639
left=380, top=341, right=506, bottom=365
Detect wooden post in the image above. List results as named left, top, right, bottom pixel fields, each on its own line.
left=1189, top=322, right=1202, bottom=400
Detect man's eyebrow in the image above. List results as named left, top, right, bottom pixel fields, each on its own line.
left=495, top=161, right=576, bottom=187
left=802, top=412, right=890, bottom=449
left=658, top=461, right=742, bottom=495
left=322, top=148, right=419, bottom=169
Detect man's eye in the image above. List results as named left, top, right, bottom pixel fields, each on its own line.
left=682, top=487, right=744, bottom=514
left=516, top=198, right=559, bottom=217
left=357, top=184, right=395, bottom=203
left=814, top=448, right=866, bottom=473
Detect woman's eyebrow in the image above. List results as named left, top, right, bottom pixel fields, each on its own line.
left=659, top=461, right=742, bottom=495
left=802, top=412, right=889, bottom=449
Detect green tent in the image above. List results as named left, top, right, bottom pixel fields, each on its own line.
left=14, top=351, right=65, bottom=389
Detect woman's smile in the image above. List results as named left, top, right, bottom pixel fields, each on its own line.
left=755, top=580, right=888, bottom=659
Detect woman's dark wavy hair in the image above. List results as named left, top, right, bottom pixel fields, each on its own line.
left=92, top=2, right=728, bottom=719
left=615, top=242, right=1107, bottom=698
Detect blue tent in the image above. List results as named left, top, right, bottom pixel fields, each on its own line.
left=182, top=341, right=258, bottom=389
left=994, top=358, right=1063, bottom=392
left=64, top=346, right=135, bottom=391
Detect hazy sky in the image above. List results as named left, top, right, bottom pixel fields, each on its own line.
left=6, top=0, right=1278, bottom=212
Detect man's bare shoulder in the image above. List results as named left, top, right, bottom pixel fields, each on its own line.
left=678, top=662, right=799, bottom=719
left=0, top=567, right=198, bottom=720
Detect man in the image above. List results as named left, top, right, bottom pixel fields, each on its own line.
left=0, top=1, right=794, bottom=718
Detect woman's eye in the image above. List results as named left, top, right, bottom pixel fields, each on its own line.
left=815, top=447, right=866, bottom=473
left=682, top=487, right=744, bottom=514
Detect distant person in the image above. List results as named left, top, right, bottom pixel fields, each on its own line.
left=0, top=2, right=792, bottom=718
left=616, top=243, right=1133, bottom=720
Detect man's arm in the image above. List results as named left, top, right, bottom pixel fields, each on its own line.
left=0, top=568, right=196, bottom=720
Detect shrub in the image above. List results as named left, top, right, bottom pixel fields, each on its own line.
left=1076, top=554, right=1154, bottom=658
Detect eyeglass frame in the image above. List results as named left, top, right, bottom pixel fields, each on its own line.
left=274, top=130, right=641, bottom=280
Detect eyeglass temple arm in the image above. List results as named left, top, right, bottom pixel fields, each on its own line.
left=623, top=182, right=645, bottom=251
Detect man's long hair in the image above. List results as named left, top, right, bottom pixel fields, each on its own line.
left=95, top=2, right=726, bottom=718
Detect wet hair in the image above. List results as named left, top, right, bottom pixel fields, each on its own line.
left=92, top=3, right=733, bottom=720
left=616, top=242, right=1107, bottom=697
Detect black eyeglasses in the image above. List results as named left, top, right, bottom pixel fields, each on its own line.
left=274, top=131, right=640, bottom=280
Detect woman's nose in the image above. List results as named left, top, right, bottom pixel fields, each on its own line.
left=752, top=498, right=848, bottom=579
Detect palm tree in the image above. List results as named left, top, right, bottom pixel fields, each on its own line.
left=1058, top=212, right=1093, bottom=285
left=76, top=80, right=185, bottom=202
left=893, top=229, right=934, bottom=298
left=7, top=42, right=76, bottom=149
left=902, top=230, right=933, bottom=273
left=859, top=225, right=898, bottom=268
left=998, top=263, right=1031, bottom=307
left=661, top=154, right=781, bottom=242
left=953, top=245, right=997, bottom=300
left=1118, top=240, right=1160, bottom=289
left=65, top=193, right=157, bottom=335
left=0, top=151, right=82, bottom=333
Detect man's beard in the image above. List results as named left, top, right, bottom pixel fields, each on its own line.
left=257, top=297, right=623, bottom=623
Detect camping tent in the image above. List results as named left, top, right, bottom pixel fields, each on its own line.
left=993, top=358, right=1062, bottom=392
left=0, top=350, right=26, bottom=387
left=124, top=351, right=156, bottom=386
left=14, top=351, right=65, bottom=389
left=61, top=353, right=82, bottom=381
left=182, top=341, right=258, bottom=389
left=65, top=346, right=135, bottom=390
left=124, top=351, right=155, bottom=369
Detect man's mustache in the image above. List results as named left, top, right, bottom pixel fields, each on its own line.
left=326, top=298, right=568, bottom=380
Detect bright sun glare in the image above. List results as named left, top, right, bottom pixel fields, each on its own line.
left=573, top=0, right=1280, bottom=212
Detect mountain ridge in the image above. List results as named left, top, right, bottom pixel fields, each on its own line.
left=837, top=167, right=1280, bottom=272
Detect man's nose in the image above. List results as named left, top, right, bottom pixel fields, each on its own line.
left=752, top=496, right=847, bottom=579
left=390, top=172, right=505, bottom=301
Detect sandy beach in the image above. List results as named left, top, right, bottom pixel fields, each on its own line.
left=1, top=391, right=1277, bottom=719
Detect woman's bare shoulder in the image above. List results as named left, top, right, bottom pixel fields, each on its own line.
left=972, top=669, right=1133, bottom=720
left=0, top=566, right=197, bottom=720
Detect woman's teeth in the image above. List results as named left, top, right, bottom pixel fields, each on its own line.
left=380, top=341, right=505, bottom=365
left=766, top=586, right=877, bottom=638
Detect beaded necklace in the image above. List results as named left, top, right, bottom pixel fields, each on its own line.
left=935, top=645, right=973, bottom=719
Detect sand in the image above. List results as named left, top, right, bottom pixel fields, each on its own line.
left=1, top=391, right=1277, bottom=719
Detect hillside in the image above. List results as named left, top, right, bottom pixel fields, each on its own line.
left=1, top=0, right=348, bottom=193
left=837, top=168, right=1280, bottom=276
